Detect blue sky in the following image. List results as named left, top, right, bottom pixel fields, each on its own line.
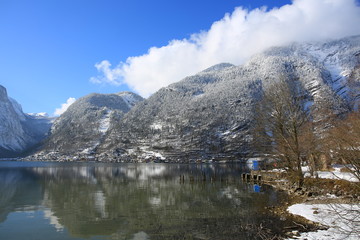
left=1, top=0, right=359, bottom=116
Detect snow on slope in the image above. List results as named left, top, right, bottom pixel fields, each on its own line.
left=99, top=110, right=112, bottom=133
left=301, top=37, right=360, bottom=98
left=117, top=92, right=142, bottom=108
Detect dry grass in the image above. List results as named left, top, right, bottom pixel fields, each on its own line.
left=304, top=178, right=360, bottom=197
left=340, top=167, right=353, bottom=173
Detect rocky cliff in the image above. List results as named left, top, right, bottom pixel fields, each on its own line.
left=0, top=85, right=52, bottom=157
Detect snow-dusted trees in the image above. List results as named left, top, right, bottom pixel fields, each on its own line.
left=254, top=77, right=312, bottom=186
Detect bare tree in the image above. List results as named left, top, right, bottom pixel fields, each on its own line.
left=328, top=112, right=360, bottom=182
left=253, top=77, right=311, bottom=186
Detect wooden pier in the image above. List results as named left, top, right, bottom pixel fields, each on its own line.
left=179, top=172, right=262, bottom=184
left=241, top=172, right=262, bottom=182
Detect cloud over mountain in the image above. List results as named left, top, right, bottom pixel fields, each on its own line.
left=54, top=97, right=76, bottom=116
left=91, top=0, right=360, bottom=97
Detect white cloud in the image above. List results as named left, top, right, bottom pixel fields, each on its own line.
left=54, top=97, right=76, bottom=116
left=90, top=0, right=360, bottom=97
left=90, top=60, right=123, bottom=85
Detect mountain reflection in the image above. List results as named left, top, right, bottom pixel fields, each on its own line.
left=0, top=168, right=42, bottom=222
left=0, top=163, right=283, bottom=239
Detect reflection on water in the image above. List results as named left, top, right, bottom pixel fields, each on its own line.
left=0, top=162, right=287, bottom=240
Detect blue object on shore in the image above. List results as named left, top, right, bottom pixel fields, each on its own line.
left=253, top=160, right=259, bottom=171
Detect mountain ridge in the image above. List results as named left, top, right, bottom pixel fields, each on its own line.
left=5, top=35, right=359, bottom=161
left=95, top=35, right=359, bottom=162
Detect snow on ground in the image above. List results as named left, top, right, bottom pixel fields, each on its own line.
left=288, top=203, right=360, bottom=240
left=302, top=166, right=359, bottom=182
left=268, top=166, right=359, bottom=182
left=287, top=165, right=360, bottom=239
left=99, top=110, right=112, bottom=133
left=316, top=171, right=359, bottom=182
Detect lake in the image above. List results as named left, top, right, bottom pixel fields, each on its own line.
left=0, top=161, right=289, bottom=239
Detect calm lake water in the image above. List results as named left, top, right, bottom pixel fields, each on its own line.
left=0, top=161, right=289, bottom=240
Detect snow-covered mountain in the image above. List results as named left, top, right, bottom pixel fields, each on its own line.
left=0, top=85, right=53, bottom=157
left=263, top=36, right=360, bottom=106
left=96, top=35, right=359, bottom=161
left=40, top=92, right=143, bottom=156
left=26, top=35, right=360, bottom=161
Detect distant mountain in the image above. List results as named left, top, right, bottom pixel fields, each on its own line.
left=0, top=85, right=53, bottom=157
left=96, top=35, right=359, bottom=161
left=39, top=92, right=143, bottom=157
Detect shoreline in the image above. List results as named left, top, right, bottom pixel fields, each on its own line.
left=263, top=173, right=360, bottom=239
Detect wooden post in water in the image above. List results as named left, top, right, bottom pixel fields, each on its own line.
left=179, top=175, right=185, bottom=183
left=189, top=176, right=194, bottom=182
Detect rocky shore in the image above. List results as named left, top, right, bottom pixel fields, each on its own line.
left=260, top=171, right=360, bottom=239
